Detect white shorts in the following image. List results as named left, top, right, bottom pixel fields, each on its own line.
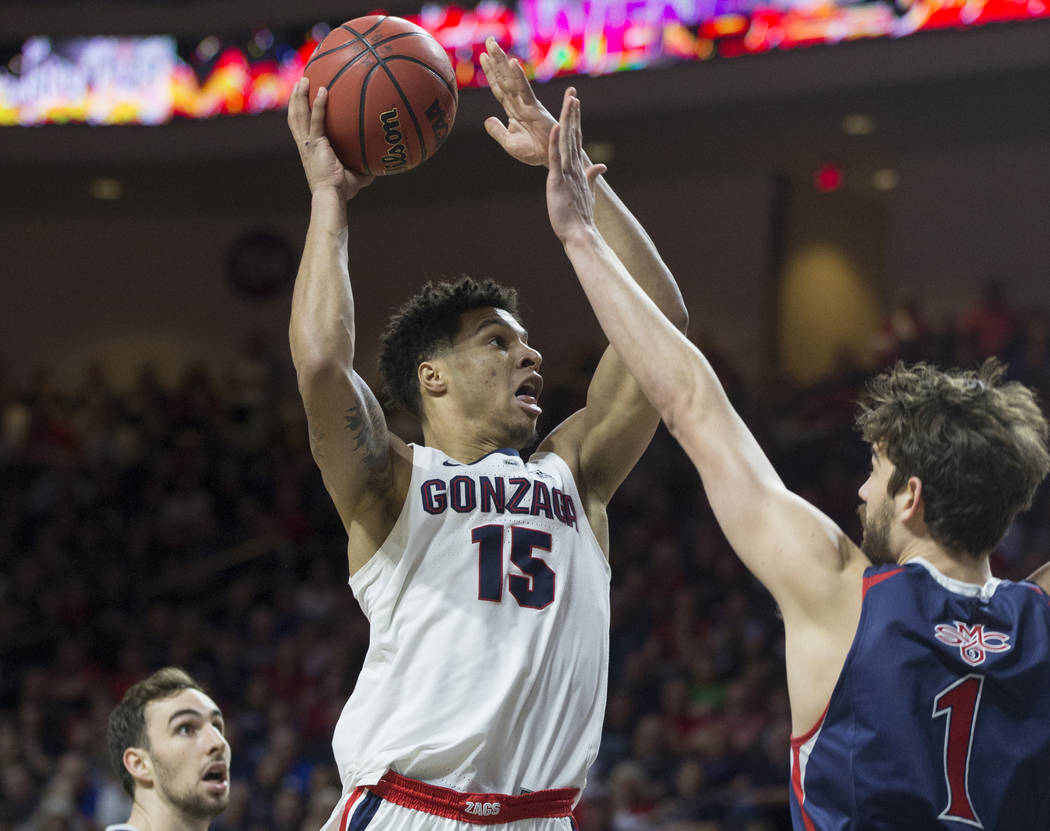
left=319, top=771, right=579, bottom=831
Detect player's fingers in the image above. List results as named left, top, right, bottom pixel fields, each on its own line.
left=479, top=52, right=499, bottom=95
left=483, top=116, right=511, bottom=148
left=287, top=77, right=308, bottom=134
left=486, top=36, right=507, bottom=60
left=586, top=163, right=607, bottom=186
left=558, top=96, right=574, bottom=173
left=548, top=123, right=562, bottom=174
left=508, top=57, right=533, bottom=96
left=557, top=90, right=573, bottom=162
left=569, top=96, right=580, bottom=151
left=573, top=98, right=586, bottom=165
left=309, top=87, right=328, bottom=139
left=483, top=39, right=509, bottom=91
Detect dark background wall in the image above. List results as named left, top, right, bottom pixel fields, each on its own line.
left=1, top=8, right=1048, bottom=390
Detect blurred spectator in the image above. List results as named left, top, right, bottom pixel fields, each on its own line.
left=961, top=277, right=1018, bottom=358
left=2, top=308, right=1047, bottom=830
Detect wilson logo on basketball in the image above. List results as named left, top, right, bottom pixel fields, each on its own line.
left=379, top=107, right=408, bottom=172
left=425, top=98, right=450, bottom=142
left=933, top=621, right=1011, bottom=666
left=464, top=801, right=501, bottom=816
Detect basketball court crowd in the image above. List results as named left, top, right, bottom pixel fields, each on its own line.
left=2, top=291, right=1048, bottom=831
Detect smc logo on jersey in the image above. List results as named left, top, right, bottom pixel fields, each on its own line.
left=934, top=621, right=1011, bottom=666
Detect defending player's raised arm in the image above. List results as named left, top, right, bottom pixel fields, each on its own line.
left=287, top=79, right=405, bottom=539
left=483, top=42, right=686, bottom=502
left=546, top=91, right=864, bottom=618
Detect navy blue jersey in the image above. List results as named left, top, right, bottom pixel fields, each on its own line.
left=790, top=558, right=1050, bottom=830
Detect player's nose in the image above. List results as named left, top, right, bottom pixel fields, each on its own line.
left=857, top=477, right=870, bottom=501
left=518, top=343, right=542, bottom=370
left=205, top=724, right=229, bottom=754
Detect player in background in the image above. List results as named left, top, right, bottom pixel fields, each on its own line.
left=545, top=88, right=1050, bottom=829
left=105, top=668, right=230, bottom=831
left=286, top=38, right=687, bottom=831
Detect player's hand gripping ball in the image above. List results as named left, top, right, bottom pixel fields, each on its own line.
left=303, top=15, right=458, bottom=176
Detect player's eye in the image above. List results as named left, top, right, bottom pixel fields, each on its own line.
left=176, top=723, right=196, bottom=736
left=489, top=336, right=505, bottom=348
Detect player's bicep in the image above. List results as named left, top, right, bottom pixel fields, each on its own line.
left=298, top=366, right=401, bottom=523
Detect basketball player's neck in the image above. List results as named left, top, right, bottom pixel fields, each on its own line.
left=898, top=544, right=993, bottom=586
left=424, top=428, right=510, bottom=465
left=126, top=802, right=212, bottom=831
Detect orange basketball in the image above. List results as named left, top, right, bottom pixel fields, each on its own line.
left=303, top=15, right=458, bottom=176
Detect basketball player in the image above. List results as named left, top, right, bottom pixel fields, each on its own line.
left=546, top=88, right=1050, bottom=829
left=286, top=37, right=687, bottom=831
left=105, top=667, right=230, bottom=831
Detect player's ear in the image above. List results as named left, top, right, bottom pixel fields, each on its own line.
left=418, top=360, right=447, bottom=397
left=124, top=746, right=154, bottom=787
left=900, top=476, right=924, bottom=523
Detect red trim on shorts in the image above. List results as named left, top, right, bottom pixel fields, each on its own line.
left=339, top=786, right=365, bottom=831
left=862, top=566, right=905, bottom=598
left=369, top=770, right=577, bottom=825
left=789, top=703, right=828, bottom=831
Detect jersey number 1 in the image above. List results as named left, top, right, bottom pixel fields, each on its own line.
left=932, top=674, right=984, bottom=828
left=473, top=525, right=555, bottom=609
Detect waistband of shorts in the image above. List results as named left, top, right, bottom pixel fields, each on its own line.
left=368, top=770, right=578, bottom=824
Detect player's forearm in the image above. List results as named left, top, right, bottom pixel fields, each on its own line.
left=592, top=177, right=688, bottom=332
left=563, top=227, right=701, bottom=426
left=290, top=187, right=358, bottom=375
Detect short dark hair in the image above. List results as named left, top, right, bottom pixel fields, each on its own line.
left=856, top=359, right=1050, bottom=556
left=378, top=276, right=520, bottom=418
left=106, top=667, right=207, bottom=798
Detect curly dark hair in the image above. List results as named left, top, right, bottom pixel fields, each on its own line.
left=855, top=359, right=1050, bottom=556
left=106, top=667, right=208, bottom=797
left=378, top=276, right=521, bottom=418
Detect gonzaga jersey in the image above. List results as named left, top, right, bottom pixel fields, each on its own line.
left=331, top=444, right=611, bottom=797
left=791, top=557, right=1050, bottom=830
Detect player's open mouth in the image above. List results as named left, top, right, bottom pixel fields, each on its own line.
left=515, top=377, right=542, bottom=415
left=202, top=763, right=229, bottom=793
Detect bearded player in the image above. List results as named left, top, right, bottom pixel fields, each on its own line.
left=105, top=668, right=230, bottom=831
left=545, top=84, right=1050, bottom=829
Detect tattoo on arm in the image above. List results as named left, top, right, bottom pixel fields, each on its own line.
left=344, top=397, right=390, bottom=475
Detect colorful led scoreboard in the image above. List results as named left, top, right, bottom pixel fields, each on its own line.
left=1, top=0, right=1046, bottom=125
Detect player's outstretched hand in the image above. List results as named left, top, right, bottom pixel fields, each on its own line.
left=288, top=77, right=373, bottom=200
left=481, top=37, right=557, bottom=167
left=547, top=89, right=606, bottom=244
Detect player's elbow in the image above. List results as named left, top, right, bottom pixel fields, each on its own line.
left=290, top=321, right=355, bottom=376
left=660, top=358, right=718, bottom=440
left=661, top=381, right=700, bottom=439
left=294, top=354, right=352, bottom=402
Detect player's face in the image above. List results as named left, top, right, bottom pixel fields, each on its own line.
left=445, top=307, right=543, bottom=448
left=142, top=688, right=231, bottom=820
left=857, top=445, right=897, bottom=565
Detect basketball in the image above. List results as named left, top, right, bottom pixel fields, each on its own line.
left=303, top=15, right=458, bottom=176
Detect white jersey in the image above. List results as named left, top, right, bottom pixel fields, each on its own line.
left=331, top=444, right=611, bottom=797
